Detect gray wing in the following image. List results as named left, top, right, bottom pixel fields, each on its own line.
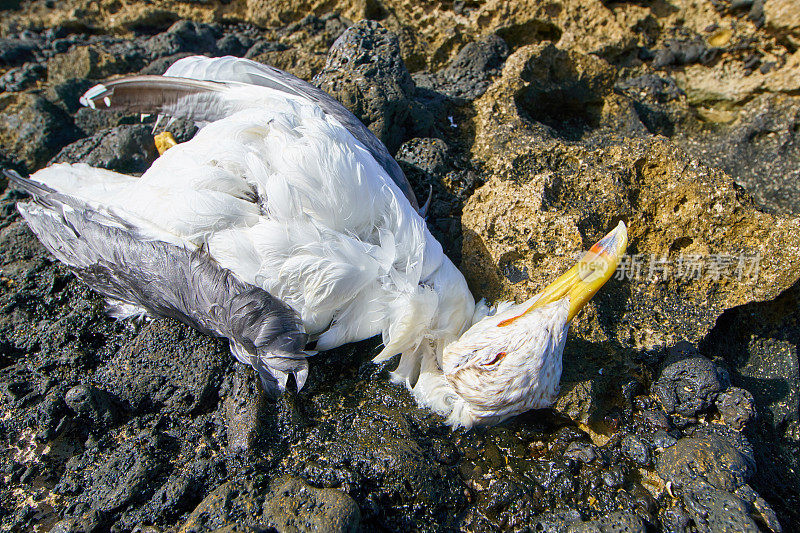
left=82, top=55, right=419, bottom=210
left=8, top=170, right=309, bottom=394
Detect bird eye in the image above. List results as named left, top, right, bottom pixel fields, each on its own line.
left=484, top=351, right=506, bottom=366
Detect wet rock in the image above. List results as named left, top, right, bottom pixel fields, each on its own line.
left=94, top=320, right=229, bottom=416
left=49, top=124, right=159, bottom=174
left=315, top=20, right=429, bottom=154
left=36, top=389, right=69, bottom=440
left=678, top=93, right=800, bottom=216
left=653, top=356, right=728, bottom=419
left=57, top=429, right=170, bottom=520
left=564, top=440, right=598, bottom=463
left=263, top=476, right=360, bottom=533
left=0, top=92, right=80, bottom=171
left=527, top=510, right=583, bottom=532
left=621, top=434, right=651, bottom=466
left=702, top=279, right=800, bottom=442
left=716, top=387, right=756, bottom=430
left=179, top=480, right=246, bottom=532
left=566, top=511, right=645, bottom=532
left=221, top=366, right=265, bottom=452
left=180, top=477, right=360, bottom=533
left=657, top=434, right=753, bottom=492
left=681, top=482, right=761, bottom=533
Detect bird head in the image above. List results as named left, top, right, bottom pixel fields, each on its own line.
left=441, top=222, right=628, bottom=426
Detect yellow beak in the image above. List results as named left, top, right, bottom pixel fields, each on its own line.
left=499, top=221, right=628, bottom=326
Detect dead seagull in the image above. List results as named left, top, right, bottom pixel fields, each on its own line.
left=8, top=55, right=627, bottom=427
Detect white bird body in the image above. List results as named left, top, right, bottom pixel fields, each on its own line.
left=14, top=56, right=627, bottom=427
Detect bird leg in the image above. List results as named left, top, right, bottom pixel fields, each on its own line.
left=154, top=131, right=177, bottom=155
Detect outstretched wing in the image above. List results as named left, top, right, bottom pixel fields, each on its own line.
left=81, top=55, right=419, bottom=210
left=7, top=170, right=309, bottom=394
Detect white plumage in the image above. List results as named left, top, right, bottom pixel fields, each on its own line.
left=18, top=56, right=627, bottom=427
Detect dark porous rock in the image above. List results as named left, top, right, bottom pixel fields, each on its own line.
left=64, top=384, right=119, bottom=431
left=563, top=440, right=598, bottom=463
left=244, top=40, right=289, bottom=59
left=0, top=92, right=80, bottom=171
left=702, top=281, right=800, bottom=434
left=138, top=52, right=197, bottom=76
left=715, top=387, right=756, bottom=430
left=620, top=434, right=651, bottom=466
left=566, top=511, right=645, bottom=532
left=614, top=73, right=689, bottom=137
left=681, top=482, right=762, bottom=533
left=152, top=116, right=198, bottom=144
left=73, top=107, right=141, bottom=135
left=615, top=74, right=686, bottom=104
left=653, top=356, right=728, bottom=420
left=221, top=366, right=265, bottom=452
left=36, top=388, right=69, bottom=440
left=263, top=476, right=360, bottom=533
left=45, top=78, right=93, bottom=114
left=652, top=38, right=717, bottom=68
left=146, top=20, right=219, bottom=58
left=395, top=137, right=450, bottom=177
left=528, top=510, right=583, bottom=532
left=0, top=62, right=45, bottom=92
left=414, top=34, right=510, bottom=100
left=180, top=477, right=360, bottom=533
left=57, top=429, right=171, bottom=523
left=0, top=38, right=38, bottom=65
left=50, top=124, right=158, bottom=174
left=216, top=34, right=253, bottom=57
left=656, top=427, right=782, bottom=531
left=179, top=480, right=249, bottom=532
left=656, top=433, right=753, bottom=492
left=678, top=94, right=800, bottom=215
left=277, top=13, right=352, bottom=55
left=314, top=20, right=429, bottom=154
left=95, top=320, right=230, bottom=416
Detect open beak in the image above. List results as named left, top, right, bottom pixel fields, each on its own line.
left=499, top=222, right=628, bottom=326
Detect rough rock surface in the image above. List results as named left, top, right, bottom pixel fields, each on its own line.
left=1, top=0, right=800, bottom=531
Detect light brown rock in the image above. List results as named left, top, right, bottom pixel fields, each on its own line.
left=464, top=43, right=800, bottom=354
left=765, top=0, right=800, bottom=47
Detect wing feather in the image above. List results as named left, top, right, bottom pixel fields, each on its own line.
left=81, top=55, right=419, bottom=209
